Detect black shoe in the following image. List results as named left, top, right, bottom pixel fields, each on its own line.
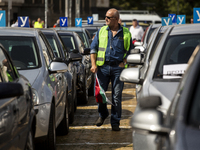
left=112, top=125, right=120, bottom=131
left=95, top=115, right=108, bottom=126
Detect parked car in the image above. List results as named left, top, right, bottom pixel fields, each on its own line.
left=120, top=23, right=200, bottom=150
left=131, top=44, right=200, bottom=150
left=83, top=26, right=100, bottom=39
left=56, top=30, right=94, bottom=104
left=0, top=27, right=69, bottom=150
left=40, top=28, right=82, bottom=123
left=0, top=44, right=36, bottom=150
left=55, top=27, right=92, bottom=47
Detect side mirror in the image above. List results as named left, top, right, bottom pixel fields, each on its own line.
left=127, top=54, right=144, bottom=65
left=130, top=48, right=140, bottom=54
left=0, top=82, right=24, bottom=99
left=131, top=109, right=169, bottom=134
left=120, top=67, right=142, bottom=84
left=49, top=62, right=68, bottom=74
left=69, top=52, right=82, bottom=62
left=134, top=42, right=143, bottom=46
left=72, top=49, right=79, bottom=53
left=82, top=48, right=90, bottom=55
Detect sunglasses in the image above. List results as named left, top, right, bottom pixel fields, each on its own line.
left=105, top=16, right=115, bottom=19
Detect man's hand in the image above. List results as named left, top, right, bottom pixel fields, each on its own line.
left=118, top=62, right=125, bottom=68
left=90, top=65, right=98, bottom=73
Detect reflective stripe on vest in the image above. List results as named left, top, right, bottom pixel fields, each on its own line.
left=96, top=25, right=131, bottom=66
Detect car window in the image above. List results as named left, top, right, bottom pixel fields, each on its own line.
left=59, top=35, right=76, bottom=52
left=76, top=32, right=89, bottom=48
left=153, top=34, right=200, bottom=79
left=39, top=35, right=52, bottom=67
left=85, top=29, right=91, bottom=39
left=0, top=37, right=39, bottom=70
left=45, top=35, right=61, bottom=58
left=0, top=48, right=16, bottom=82
left=75, top=34, right=85, bottom=54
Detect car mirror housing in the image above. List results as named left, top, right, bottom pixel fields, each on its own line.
left=49, top=62, right=68, bottom=74
left=69, top=52, right=82, bottom=62
left=127, top=54, right=144, bottom=65
left=82, top=48, right=90, bottom=55
left=120, top=67, right=141, bottom=84
left=131, top=109, right=169, bottom=134
left=0, top=82, right=24, bottom=99
left=134, top=42, right=143, bottom=46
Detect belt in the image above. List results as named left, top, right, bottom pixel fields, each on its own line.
left=104, top=61, right=122, bottom=66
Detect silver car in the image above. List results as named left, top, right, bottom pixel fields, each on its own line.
left=131, top=44, right=200, bottom=150
left=120, top=23, right=200, bottom=150
left=0, top=27, right=69, bottom=149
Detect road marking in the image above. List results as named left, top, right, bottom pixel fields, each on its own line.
left=57, top=142, right=132, bottom=146
left=77, top=105, right=137, bottom=110
left=69, top=125, right=132, bottom=129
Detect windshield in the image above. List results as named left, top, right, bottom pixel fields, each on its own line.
left=59, top=35, right=76, bottom=52
left=76, top=32, right=89, bottom=48
left=146, top=28, right=156, bottom=44
left=0, top=37, right=39, bottom=70
left=45, top=35, right=61, bottom=57
left=154, top=34, right=200, bottom=79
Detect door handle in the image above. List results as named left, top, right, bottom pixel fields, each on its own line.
left=13, top=106, right=18, bottom=115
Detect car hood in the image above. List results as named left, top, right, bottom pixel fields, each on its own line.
left=18, top=68, right=40, bottom=86
left=149, top=81, right=180, bottom=114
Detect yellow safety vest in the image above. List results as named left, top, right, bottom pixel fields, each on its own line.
left=34, top=22, right=43, bottom=28
left=96, top=25, right=131, bottom=67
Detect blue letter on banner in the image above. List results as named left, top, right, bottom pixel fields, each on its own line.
left=18, top=16, right=30, bottom=27
left=193, top=8, right=200, bottom=23
left=177, top=15, right=186, bottom=24
left=60, top=17, right=68, bottom=27
left=75, top=18, right=82, bottom=27
left=87, top=17, right=93, bottom=25
left=0, top=11, right=6, bottom=27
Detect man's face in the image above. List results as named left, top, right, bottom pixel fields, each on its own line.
left=132, top=21, right=137, bottom=27
left=105, top=11, right=117, bottom=27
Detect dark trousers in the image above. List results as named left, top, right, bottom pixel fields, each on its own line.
left=97, top=64, right=124, bottom=126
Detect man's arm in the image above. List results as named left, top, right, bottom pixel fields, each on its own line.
left=90, top=29, right=99, bottom=73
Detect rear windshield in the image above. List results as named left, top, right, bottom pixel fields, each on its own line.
left=76, top=32, right=89, bottom=48
left=59, top=35, right=76, bottom=52
left=153, top=34, right=200, bottom=79
left=0, top=36, right=39, bottom=70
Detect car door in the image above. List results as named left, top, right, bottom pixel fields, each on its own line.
left=38, top=33, right=65, bottom=123
left=0, top=48, right=20, bottom=150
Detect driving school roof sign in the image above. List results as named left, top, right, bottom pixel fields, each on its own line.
left=193, top=8, right=200, bottom=23
left=162, top=17, right=172, bottom=26
left=0, top=10, right=6, bottom=27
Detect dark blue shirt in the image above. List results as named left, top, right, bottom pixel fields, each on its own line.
left=90, top=25, right=133, bottom=62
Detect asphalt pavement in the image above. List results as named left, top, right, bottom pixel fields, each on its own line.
left=56, top=83, right=136, bottom=150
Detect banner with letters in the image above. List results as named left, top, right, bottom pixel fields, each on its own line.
left=177, top=15, right=186, bottom=24
left=18, top=16, right=30, bottom=27
left=60, top=17, right=68, bottom=27
left=168, top=14, right=176, bottom=24
left=87, top=17, right=93, bottom=25
left=75, top=18, right=82, bottom=27
left=193, top=8, right=200, bottom=23
left=0, top=11, right=6, bottom=27
left=162, top=17, right=172, bottom=26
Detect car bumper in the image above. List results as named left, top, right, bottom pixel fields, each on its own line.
left=34, top=102, right=51, bottom=138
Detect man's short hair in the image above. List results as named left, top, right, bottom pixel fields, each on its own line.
left=132, top=19, right=137, bottom=22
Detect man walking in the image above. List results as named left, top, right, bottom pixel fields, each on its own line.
left=129, top=19, right=144, bottom=41
left=90, top=8, right=132, bottom=131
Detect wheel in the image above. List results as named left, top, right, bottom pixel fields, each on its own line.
left=56, top=100, right=69, bottom=135
left=25, top=130, right=35, bottom=150
left=88, top=74, right=95, bottom=96
left=69, top=99, right=75, bottom=124
left=81, top=77, right=89, bottom=104
left=44, top=104, right=56, bottom=150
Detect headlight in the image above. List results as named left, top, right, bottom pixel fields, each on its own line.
left=32, top=89, right=39, bottom=105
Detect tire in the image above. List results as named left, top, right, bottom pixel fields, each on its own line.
left=25, top=130, right=35, bottom=150
left=44, top=104, right=56, bottom=150
left=88, top=74, right=95, bottom=96
left=69, top=99, right=75, bottom=124
left=56, top=100, right=69, bottom=135
left=81, top=77, right=89, bottom=104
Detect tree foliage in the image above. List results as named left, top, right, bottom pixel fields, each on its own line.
left=110, top=0, right=199, bottom=22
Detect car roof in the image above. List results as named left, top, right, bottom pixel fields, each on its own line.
left=56, top=30, right=75, bottom=35
left=170, top=24, right=200, bottom=35
left=55, top=27, right=84, bottom=32
left=0, top=27, right=39, bottom=37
